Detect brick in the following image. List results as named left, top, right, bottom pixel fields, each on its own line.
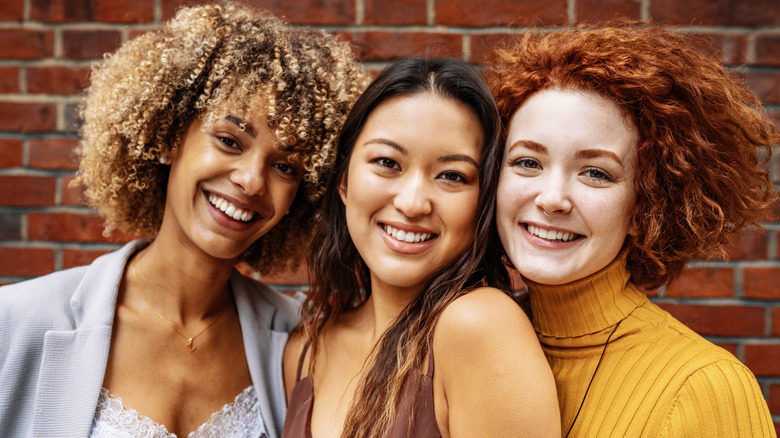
left=337, top=32, right=463, bottom=62
left=744, top=268, right=780, bottom=300
left=657, top=303, right=765, bottom=337
left=161, top=0, right=214, bottom=21
left=261, top=263, right=309, bottom=286
left=62, top=30, right=122, bottom=60
left=685, top=33, right=747, bottom=66
left=435, top=0, right=567, bottom=26
left=576, top=0, right=640, bottom=23
left=650, top=0, right=780, bottom=26
left=364, top=0, right=426, bottom=25
left=94, top=0, right=154, bottom=23
left=0, top=102, right=57, bottom=132
left=29, top=138, right=78, bottom=171
left=62, top=248, right=111, bottom=269
left=61, top=175, right=86, bottom=206
left=27, top=67, right=91, bottom=95
left=755, top=33, right=780, bottom=67
left=721, top=228, right=769, bottom=260
left=0, top=139, right=23, bottom=168
left=772, top=383, right=780, bottom=415
left=31, top=0, right=91, bottom=22
left=470, top=33, right=518, bottom=64
left=744, top=344, right=780, bottom=376
left=664, top=267, right=734, bottom=298
left=744, top=72, right=780, bottom=105
left=0, top=214, right=22, bottom=241
left=32, top=0, right=152, bottom=23
left=241, top=0, right=355, bottom=25
left=773, top=308, right=780, bottom=337
left=0, top=247, right=55, bottom=277
left=0, top=67, right=19, bottom=93
left=27, top=212, right=136, bottom=243
left=0, top=29, right=53, bottom=59
left=0, top=176, right=56, bottom=207
left=0, top=0, right=23, bottom=21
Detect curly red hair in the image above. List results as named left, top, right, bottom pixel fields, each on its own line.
left=491, top=24, right=778, bottom=288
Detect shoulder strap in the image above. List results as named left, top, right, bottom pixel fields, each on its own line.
left=295, top=341, right=311, bottom=381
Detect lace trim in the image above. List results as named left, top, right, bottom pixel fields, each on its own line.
left=90, top=386, right=267, bottom=438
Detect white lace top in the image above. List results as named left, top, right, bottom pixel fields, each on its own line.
left=89, top=386, right=267, bottom=438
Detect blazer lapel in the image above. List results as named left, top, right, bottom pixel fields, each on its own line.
left=233, top=273, right=293, bottom=438
left=31, top=240, right=145, bottom=437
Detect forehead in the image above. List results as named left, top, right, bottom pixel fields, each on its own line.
left=507, top=88, right=638, bottom=159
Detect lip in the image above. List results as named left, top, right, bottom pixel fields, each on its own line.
left=204, top=190, right=265, bottom=231
left=521, top=221, right=583, bottom=249
left=378, top=221, right=438, bottom=255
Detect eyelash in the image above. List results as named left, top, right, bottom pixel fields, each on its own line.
left=216, top=134, right=240, bottom=150
left=582, top=167, right=613, bottom=182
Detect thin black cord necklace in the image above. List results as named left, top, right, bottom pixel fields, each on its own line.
left=564, top=319, right=623, bottom=438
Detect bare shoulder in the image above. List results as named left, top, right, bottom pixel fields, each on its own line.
left=435, top=287, right=536, bottom=348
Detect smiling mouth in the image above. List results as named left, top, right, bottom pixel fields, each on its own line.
left=208, top=193, right=256, bottom=222
left=526, top=224, right=579, bottom=242
left=383, top=224, right=435, bottom=243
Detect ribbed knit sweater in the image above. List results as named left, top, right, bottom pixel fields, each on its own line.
left=526, top=253, right=775, bottom=437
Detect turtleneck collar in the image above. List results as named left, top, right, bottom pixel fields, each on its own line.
left=524, top=250, right=647, bottom=339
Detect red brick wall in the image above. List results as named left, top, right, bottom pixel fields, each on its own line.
left=1, top=0, right=779, bottom=429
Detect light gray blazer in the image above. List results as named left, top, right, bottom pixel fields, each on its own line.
left=0, top=239, right=300, bottom=438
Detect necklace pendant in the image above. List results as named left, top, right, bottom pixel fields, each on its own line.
left=187, top=338, right=196, bottom=353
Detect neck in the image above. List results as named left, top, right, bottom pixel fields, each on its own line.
left=129, top=234, right=235, bottom=324
left=357, top=278, right=422, bottom=343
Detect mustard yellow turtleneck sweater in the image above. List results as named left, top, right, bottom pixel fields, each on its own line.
left=526, top=253, right=775, bottom=437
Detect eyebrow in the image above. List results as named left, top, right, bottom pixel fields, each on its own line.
left=508, top=139, right=623, bottom=165
left=365, top=138, right=479, bottom=168
left=225, top=115, right=257, bottom=138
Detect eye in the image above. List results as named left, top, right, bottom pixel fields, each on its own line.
left=511, top=157, right=541, bottom=171
left=373, top=157, right=400, bottom=170
left=438, top=170, right=468, bottom=184
left=216, top=134, right=240, bottom=150
left=273, top=162, right=297, bottom=175
left=582, top=167, right=613, bottom=182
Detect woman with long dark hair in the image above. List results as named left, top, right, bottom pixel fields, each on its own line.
left=282, top=57, right=560, bottom=438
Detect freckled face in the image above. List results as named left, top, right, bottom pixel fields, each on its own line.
left=160, top=102, right=303, bottom=263
left=497, top=88, right=638, bottom=285
left=339, top=93, right=483, bottom=296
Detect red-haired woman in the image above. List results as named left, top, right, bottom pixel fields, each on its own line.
left=492, top=25, right=777, bottom=437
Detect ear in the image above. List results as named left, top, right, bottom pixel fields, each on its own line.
left=338, top=173, right=348, bottom=205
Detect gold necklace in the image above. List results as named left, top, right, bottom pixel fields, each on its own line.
left=132, top=264, right=223, bottom=353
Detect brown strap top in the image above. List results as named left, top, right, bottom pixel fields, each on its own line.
left=282, top=343, right=441, bottom=438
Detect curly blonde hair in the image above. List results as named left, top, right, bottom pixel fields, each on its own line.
left=491, top=24, right=778, bottom=288
left=74, top=3, right=368, bottom=274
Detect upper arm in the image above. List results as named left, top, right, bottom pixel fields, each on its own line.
left=282, top=328, right=307, bottom=404
left=658, top=361, right=774, bottom=438
left=434, top=287, right=560, bottom=438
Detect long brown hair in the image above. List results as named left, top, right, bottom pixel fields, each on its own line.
left=302, top=57, right=506, bottom=437
left=491, top=24, right=778, bottom=288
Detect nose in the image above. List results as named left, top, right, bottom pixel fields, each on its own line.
left=230, top=155, right=267, bottom=196
left=393, top=172, right=432, bottom=217
left=535, top=171, right=572, bottom=216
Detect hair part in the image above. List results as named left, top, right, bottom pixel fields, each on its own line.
left=303, top=57, right=507, bottom=437
left=491, top=24, right=779, bottom=288
left=74, top=3, right=368, bottom=274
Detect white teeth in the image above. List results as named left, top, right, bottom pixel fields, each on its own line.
left=208, top=194, right=255, bottom=222
left=383, top=225, right=433, bottom=243
left=527, top=224, right=576, bottom=242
